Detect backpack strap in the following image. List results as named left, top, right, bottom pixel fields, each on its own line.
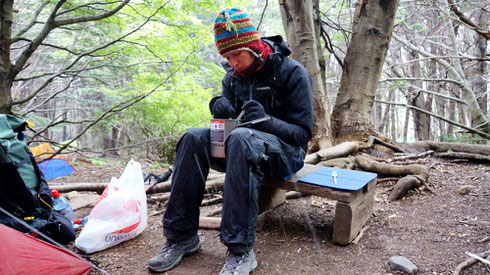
left=15, top=156, right=31, bottom=168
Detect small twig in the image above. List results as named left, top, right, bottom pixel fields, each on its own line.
left=377, top=177, right=401, bottom=183
left=201, top=196, right=223, bottom=207
left=393, top=160, right=429, bottom=165
left=147, top=193, right=171, bottom=204
left=149, top=209, right=165, bottom=217
left=392, top=150, right=434, bottom=161
left=352, top=225, right=370, bottom=245
left=256, top=0, right=268, bottom=32
left=205, top=207, right=222, bottom=217
left=452, top=249, right=490, bottom=275
left=422, top=184, right=436, bottom=194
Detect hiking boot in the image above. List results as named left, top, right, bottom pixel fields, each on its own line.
left=147, top=235, right=201, bottom=273
left=219, top=249, right=257, bottom=275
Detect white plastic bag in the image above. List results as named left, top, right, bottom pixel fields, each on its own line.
left=75, top=160, right=147, bottom=253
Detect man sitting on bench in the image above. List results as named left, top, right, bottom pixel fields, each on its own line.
left=147, top=7, right=313, bottom=274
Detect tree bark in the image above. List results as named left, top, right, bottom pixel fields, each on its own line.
left=402, top=141, right=490, bottom=156
left=405, top=2, right=431, bottom=141
left=0, top=1, right=13, bottom=114
left=355, top=155, right=430, bottom=201
left=471, top=7, right=488, bottom=124
left=331, top=0, right=400, bottom=143
left=279, top=0, right=332, bottom=151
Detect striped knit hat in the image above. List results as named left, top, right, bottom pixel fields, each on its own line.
left=214, top=8, right=263, bottom=58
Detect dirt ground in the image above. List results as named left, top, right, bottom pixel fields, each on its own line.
left=50, top=157, right=489, bottom=275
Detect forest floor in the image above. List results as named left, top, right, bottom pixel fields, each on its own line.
left=50, top=156, right=489, bottom=275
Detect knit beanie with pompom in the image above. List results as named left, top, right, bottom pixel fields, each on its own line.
left=213, top=7, right=264, bottom=59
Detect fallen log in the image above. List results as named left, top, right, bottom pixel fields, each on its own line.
left=199, top=217, right=221, bottom=230
left=201, top=196, right=223, bottom=206
left=361, top=136, right=406, bottom=153
left=316, top=142, right=359, bottom=161
left=205, top=208, right=222, bottom=217
left=318, top=157, right=356, bottom=169
left=354, top=155, right=430, bottom=201
left=391, top=150, right=434, bottom=162
left=403, top=141, right=490, bottom=156
left=433, top=152, right=490, bottom=162
left=49, top=183, right=108, bottom=193
left=285, top=191, right=304, bottom=200
left=304, top=141, right=359, bottom=164
left=50, top=175, right=226, bottom=194
left=147, top=193, right=171, bottom=204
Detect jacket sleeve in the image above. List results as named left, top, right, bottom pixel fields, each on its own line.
left=255, top=61, right=313, bottom=147
left=209, top=73, right=239, bottom=118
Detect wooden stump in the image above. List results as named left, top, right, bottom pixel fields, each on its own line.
left=258, top=186, right=286, bottom=213
left=332, top=178, right=376, bottom=245
left=262, top=164, right=376, bottom=245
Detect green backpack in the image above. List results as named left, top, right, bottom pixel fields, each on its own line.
left=0, top=114, right=76, bottom=244
left=0, top=114, right=38, bottom=195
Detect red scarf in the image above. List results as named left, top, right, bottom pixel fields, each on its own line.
left=233, top=42, right=273, bottom=78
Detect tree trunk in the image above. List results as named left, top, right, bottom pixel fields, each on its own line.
left=403, top=103, right=409, bottom=142
left=331, top=0, right=400, bottom=143
left=407, top=49, right=430, bottom=141
left=406, top=2, right=431, bottom=141
left=0, top=1, right=13, bottom=114
left=441, top=9, right=489, bottom=135
left=279, top=0, right=332, bottom=151
left=390, top=96, right=396, bottom=141
left=472, top=7, right=488, bottom=131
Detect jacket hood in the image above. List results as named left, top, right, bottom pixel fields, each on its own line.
left=262, top=35, right=292, bottom=57
left=221, top=35, right=291, bottom=73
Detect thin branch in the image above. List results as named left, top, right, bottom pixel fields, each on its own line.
left=379, top=79, right=466, bottom=104
left=12, top=0, right=50, bottom=43
left=256, top=0, right=268, bottom=32
left=56, top=1, right=122, bottom=17
left=15, top=61, right=162, bottom=82
left=320, top=25, right=344, bottom=67
left=446, top=0, right=490, bottom=40
left=10, top=0, right=66, bottom=79
left=54, top=0, right=130, bottom=27
left=21, top=73, right=80, bottom=116
left=48, top=87, right=153, bottom=159
left=381, top=76, right=465, bottom=88
left=14, top=4, right=167, bottom=105
left=376, top=100, right=490, bottom=139
left=44, top=41, right=197, bottom=158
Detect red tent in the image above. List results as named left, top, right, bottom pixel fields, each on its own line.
left=0, top=224, right=92, bottom=275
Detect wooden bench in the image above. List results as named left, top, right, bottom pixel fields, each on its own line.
left=258, top=164, right=376, bottom=245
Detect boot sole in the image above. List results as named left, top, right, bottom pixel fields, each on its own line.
left=148, top=240, right=202, bottom=273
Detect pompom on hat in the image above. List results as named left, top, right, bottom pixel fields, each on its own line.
left=213, top=7, right=263, bottom=59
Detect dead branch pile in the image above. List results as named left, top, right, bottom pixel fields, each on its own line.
left=304, top=137, right=489, bottom=201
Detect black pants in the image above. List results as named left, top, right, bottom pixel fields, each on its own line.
left=163, top=127, right=305, bottom=253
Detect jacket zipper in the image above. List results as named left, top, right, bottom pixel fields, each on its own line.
left=249, top=77, right=255, bottom=100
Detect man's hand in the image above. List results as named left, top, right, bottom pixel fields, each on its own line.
left=241, top=100, right=266, bottom=122
left=212, top=97, right=235, bottom=119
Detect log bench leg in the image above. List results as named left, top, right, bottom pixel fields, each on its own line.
left=258, top=186, right=286, bottom=214
left=332, top=180, right=376, bottom=245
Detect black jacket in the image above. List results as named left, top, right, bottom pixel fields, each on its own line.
left=211, top=35, right=314, bottom=148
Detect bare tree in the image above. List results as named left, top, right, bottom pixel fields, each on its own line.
left=0, top=1, right=189, bottom=157
left=388, top=0, right=490, bottom=139
left=1, top=0, right=130, bottom=114
left=331, top=0, right=400, bottom=142
left=279, top=0, right=332, bottom=151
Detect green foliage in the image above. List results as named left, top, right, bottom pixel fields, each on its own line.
left=88, top=157, right=108, bottom=166
left=12, top=0, right=293, bottom=162
left=12, top=0, right=229, bottom=158
left=439, top=132, right=487, bottom=145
